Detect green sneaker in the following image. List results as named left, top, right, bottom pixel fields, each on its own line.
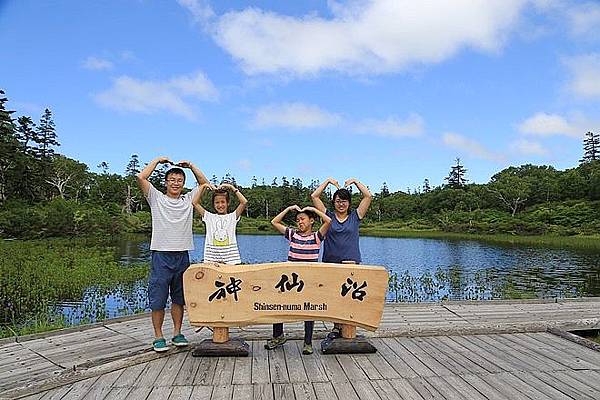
left=152, top=338, right=169, bottom=352
left=172, top=334, right=189, bottom=347
left=264, top=335, right=287, bottom=350
left=302, top=343, right=313, bottom=355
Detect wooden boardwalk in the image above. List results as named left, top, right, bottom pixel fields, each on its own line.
left=2, top=298, right=600, bottom=399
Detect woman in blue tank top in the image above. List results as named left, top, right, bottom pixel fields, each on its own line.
left=310, top=177, right=372, bottom=263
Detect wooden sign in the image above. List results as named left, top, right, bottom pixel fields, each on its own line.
left=183, top=262, right=388, bottom=331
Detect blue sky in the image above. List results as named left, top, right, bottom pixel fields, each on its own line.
left=1, top=0, right=599, bottom=192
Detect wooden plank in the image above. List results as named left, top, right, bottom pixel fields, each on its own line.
left=147, top=386, right=173, bottom=400
left=268, top=346, right=289, bottom=383
left=447, top=335, right=512, bottom=373
left=212, top=357, right=236, bottom=385
left=297, top=341, right=328, bottom=383
left=232, top=352, right=252, bottom=385
left=369, top=338, right=418, bottom=379
left=527, top=332, right=600, bottom=363
left=530, top=370, right=595, bottom=400
left=173, top=351, right=201, bottom=386
left=318, top=353, right=348, bottom=383
left=551, top=371, right=600, bottom=398
left=369, top=380, right=402, bottom=400
left=137, top=357, right=169, bottom=387
left=39, top=386, right=74, bottom=400
left=293, top=382, right=317, bottom=400
left=189, top=385, right=214, bottom=400
left=335, top=354, right=368, bottom=381
left=103, top=387, right=133, bottom=400
left=211, top=384, right=234, bottom=400
left=460, top=374, right=507, bottom=400
left=388, top=378, right=426, bottom=400
left=169, top=386, right=193, bottom=400
left=424, top=336, right=489, bottom=374
left=496, top=372, right=555, bottom=400
left=252, top=383, right=274, bottom=400
left=55, top=377, right=98, bottom=400
left=284, top=340, right=309, bottom=383
left=232, top=384, right=253, bottom=400
left=405, top=377, right=442, bottom=400
left=478, top=372, right=533, bottom=400
left=359, top=350, right=400, bottom=379
left=272, top=383, right=295, bottom=400
left=155, top=351, right=187, bottom=386
left=192, top=356, right=218, bottom=385
left=439, top=375, right=487, bottom=400
left=567, top=369, right=600, bottom=392
left=122, top=386, right=153, bottom=400
left=385, top=338, right=435, bottom=377
left=411, top=337, right=469, bottom=376
left=81, top=369, right=123, bottom=400
left=312, top=382, right=338, bottom=400
left=472, top=335, right=549, bottom=372
left=330, top=380, right=359, bottom=400
left=512, top=371, right=573, bottom=400
left=251, top=341, right=270, bottom=384
left=424, top=376, right=465, bottom=400
left=350, top=381, right=381, bottom=400
left=112, top=362, right=147, bottom=387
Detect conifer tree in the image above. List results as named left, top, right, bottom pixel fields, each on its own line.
left=580, top=131, right=600, bottom=164
left=423, top=178, right=431, bottom=193
left=445, top=158, right=468, bottom=188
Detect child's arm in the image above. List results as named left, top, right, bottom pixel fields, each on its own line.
left=192, top=183, right=214, bottom=217
left=175, top=160, right=210, bottom=186
left=302, top=206, right=332, bottom=237
left=220, top=183, right=248, bottom=218
left=271, top=205, right=301, bottom=235
left=136, top=156, right=172, bottom=196
left=310, top=177, right=340, bottom=213
left=344, top=178, right=372, bottom=219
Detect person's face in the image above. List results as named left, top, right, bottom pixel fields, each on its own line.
left=165, top=173, right=185, bottom=197
left=296, top=213, right=314, bottom=233
left=213, top=195, right=229, bottom=214
left=333, top=196, right=350, bottom=214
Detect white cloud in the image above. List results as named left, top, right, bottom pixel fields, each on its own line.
left=237, top=159, right=251, bottom=170
left=517, top=112, right=584, bottom=137
left=510, top=139, right=548, bottom=156
left=564, top=53, right=600, bottom=99
left=567, top=2, right=600, bottom=37
left=442, top=132, right=504, bottom=162
left=94, top=71, right=218, bottom=120
left=82, top=56, right=113, bottom=71
left=251, top=102, right=341, bottom=129
left=354, top=114, right=424, bottom=138
left=181, top=0, right=528, bottom=76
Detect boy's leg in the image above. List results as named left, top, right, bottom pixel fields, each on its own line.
left=149, top=252, right=170, bottom=339
left=170, top=252, right=190, bottom=340
left=152, top=310, right=166, bottom=338
left=171, top=304, right=184, bottom=336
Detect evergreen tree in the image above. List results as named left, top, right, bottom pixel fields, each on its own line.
left=580, top=131, right=600, bottom=164
left=35, top=108, right=59, bottom=159
left=210, top=174, right=219, bottom=185
left=380, top=182, right=390, bottom=197
left=423, top=178, right=431, bottom=193
left=0, top=90, right=17, bottom=202
left=445, top=158, right=468, bottom=188
left=97, top=161, right=110, bottom=174
left=125, top=154, right=141, bottom=176
left=251, top=175, right=258, bottom=188
left=16, top=116, right=36, bottom=155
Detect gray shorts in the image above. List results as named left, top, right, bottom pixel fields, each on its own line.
left=148, top=251, right=190, bottom=311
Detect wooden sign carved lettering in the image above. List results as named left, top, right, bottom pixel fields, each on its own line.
left=183, top=262, right=389, bottom=331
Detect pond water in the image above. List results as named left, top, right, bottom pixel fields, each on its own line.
left=59, top=234, right=600, bottom=324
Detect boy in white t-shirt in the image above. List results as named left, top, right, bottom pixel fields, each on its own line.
left=192, top=183, right=247, bottom=264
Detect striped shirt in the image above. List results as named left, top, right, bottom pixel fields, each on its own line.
left=285, top=228, right=324, bottom=262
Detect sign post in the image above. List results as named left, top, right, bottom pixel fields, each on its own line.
left=183, top=262, right=388, bottom=356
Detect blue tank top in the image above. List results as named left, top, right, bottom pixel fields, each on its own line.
left=322, top=209, right=361, bottom=263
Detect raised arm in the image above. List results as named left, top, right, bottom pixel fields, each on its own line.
left=345, top=178, right=372, bottom=219
left=302, top=206, right=332, bottom=237
left=137, top=156, right=172, bottom=196
left=271, top=205, right=301, bottom=235
left=310, top=177, right=339, bottom=213
left=220, top=183, right=248, bottom=218
left=175, top=160, right=210, bottom=187
left=192, top=183, right=213, bottom=217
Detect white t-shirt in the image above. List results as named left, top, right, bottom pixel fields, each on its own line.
left=202, top=211, right=241, bottom=264
left=146, top=184, right=199, bottom=251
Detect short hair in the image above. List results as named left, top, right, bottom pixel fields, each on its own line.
left=332, top=188, right=351, bottom=205
left=212, top=188, right=230, bottom=204
left=165, top=167, right=185, bottom=182
left=296, top=209, right=317, bottom=220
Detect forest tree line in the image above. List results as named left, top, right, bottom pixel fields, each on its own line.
left=1, top=89, right=600, bottom=238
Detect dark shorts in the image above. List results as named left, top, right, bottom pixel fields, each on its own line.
left=148, top=251, right=190, bottom=311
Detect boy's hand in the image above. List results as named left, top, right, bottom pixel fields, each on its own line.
left=175, top=160, right=192, bottom=168
left=344, top=178, right=357, bottom=188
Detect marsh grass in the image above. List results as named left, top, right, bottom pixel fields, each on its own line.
left=0, top=238, right=148, bottom=338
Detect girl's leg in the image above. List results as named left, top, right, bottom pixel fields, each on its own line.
left=304, top=321, right=314, bottom=344
left=273, top=323, right=284, bottom=338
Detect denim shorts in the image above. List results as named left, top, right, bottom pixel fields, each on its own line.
left=148, top=251, right=190, bottom=311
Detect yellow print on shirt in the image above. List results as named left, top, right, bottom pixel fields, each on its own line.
left=212, top=218, right=230, bottom=246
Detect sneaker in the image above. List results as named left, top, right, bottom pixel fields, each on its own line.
left=152, top=338, right=169, bottom=352
left=327, top=326, right=341, bottom=339
left=264, top=335, right=287, bottom=350
left=302, top=343, right=313, bottom=355
left=172, top=333, right=189, bottom=347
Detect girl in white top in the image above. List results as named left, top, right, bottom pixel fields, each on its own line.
left=192, top=183, right=248, bottom=265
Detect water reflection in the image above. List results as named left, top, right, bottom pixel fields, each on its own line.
left=59, top=234, right=600, bottom=323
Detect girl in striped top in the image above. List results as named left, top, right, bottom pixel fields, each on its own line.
left=266, top=205, right=332, bottom=355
